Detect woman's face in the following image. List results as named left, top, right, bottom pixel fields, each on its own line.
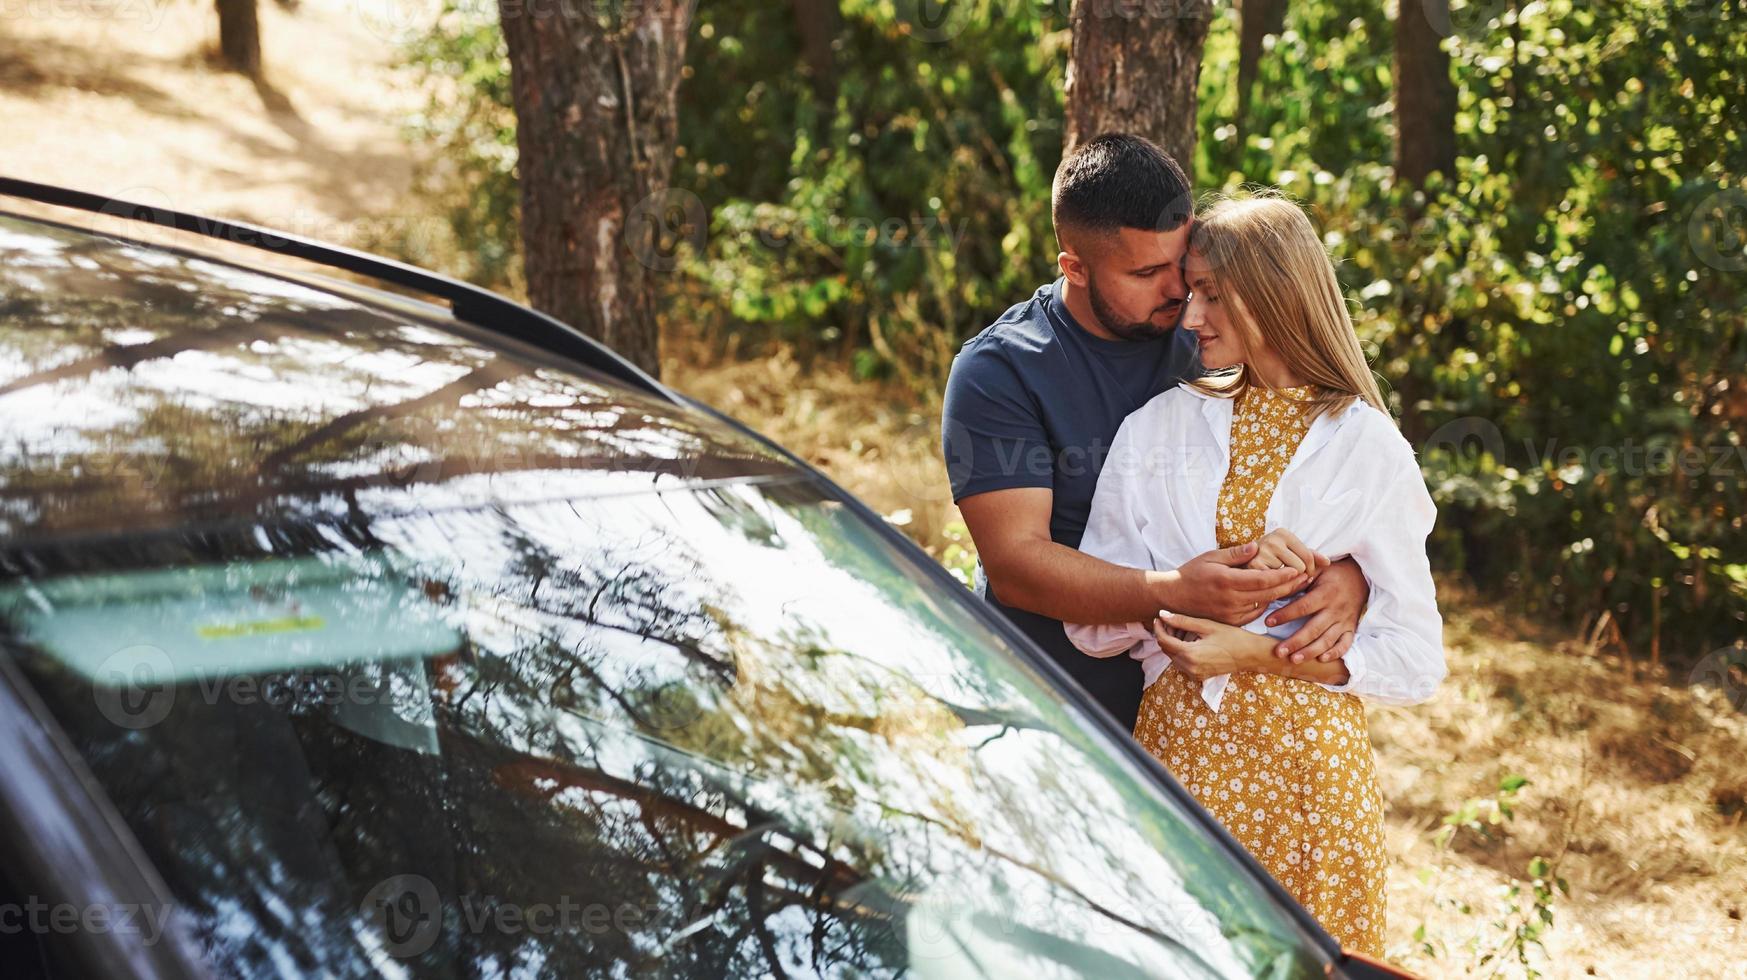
left=1182, top=251, right=1247, bottom=370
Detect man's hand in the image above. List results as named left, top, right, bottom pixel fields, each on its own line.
left=1156, top=542, right=1308, bottom=626
left=1264, top=557, right=1368, bottom=663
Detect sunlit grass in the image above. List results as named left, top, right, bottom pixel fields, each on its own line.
left=667, top=334, right=1747, bottom=978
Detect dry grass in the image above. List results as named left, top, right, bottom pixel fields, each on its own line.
left=669, top=345, right=1747, bottom=980
left=5, top=6, right=1743, bottom=976
left=0, top=0, right=425, bottom=243
left=1374, top=591, right=1747, bottom=978
left=663, top=334, right=964, bottom=553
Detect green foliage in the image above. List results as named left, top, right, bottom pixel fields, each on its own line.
left=673, top=0, right=1068, bottom=383
left=938, top=520, right=980, bottom=587
left=402, top=0, right=1747, bottom=657
left=1418, top=774, right=1574, bottom=977
left=1200, top=0, right=1747, bottom=657
left=401, top=0, right=520, bottom=289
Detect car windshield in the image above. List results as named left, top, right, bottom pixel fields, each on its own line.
left=0, top=210, right=1329, bottom=978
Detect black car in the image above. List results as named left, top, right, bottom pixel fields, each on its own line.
left=0, top=179, right=1411, bottom=979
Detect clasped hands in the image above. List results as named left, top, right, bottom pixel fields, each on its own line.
left=1151, top=529, right=1358, bottom=684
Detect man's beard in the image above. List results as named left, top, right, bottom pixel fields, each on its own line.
left=1087, top=274, right=1181, bottom=341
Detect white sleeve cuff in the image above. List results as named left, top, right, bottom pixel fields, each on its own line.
left=1316, top=644, right=1367, bottom=697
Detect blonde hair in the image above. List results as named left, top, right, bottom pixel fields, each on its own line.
left=1186, top=192, right=1389, bottom=424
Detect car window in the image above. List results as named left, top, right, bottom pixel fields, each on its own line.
left=0, top=209, right=1329, bottom=978
left=2, top=477, right=1326, bottom=979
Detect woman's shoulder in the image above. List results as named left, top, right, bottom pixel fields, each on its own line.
left=1335, top=400, right=1422, bottom=477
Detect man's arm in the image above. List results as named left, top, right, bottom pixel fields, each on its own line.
left=958, top=486, right=1305, bottom=627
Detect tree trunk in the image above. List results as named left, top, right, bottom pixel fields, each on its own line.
left=498, top=1, right=693, bottom=378
left=1064, top=0, right=1213, bottom=176
left=215, top=0, right=261, bottom=77
left=1394, top=0, right=1458, bottom=186
left=790, top=0, right=839, bottom=104
left=1236, top=0, right=1286, bottom=142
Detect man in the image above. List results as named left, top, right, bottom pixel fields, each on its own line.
left=941, top=133, right=1367, bottom=729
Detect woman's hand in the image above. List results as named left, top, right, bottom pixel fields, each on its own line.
left=1245, top=528, right=1330, bottom=578
left=1150, top=610, right=1275, bottom=682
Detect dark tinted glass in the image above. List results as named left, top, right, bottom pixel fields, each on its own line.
left=0, top=212, right=1328, bottom=978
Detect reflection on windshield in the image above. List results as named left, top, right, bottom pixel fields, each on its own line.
left=0, top=209, right=1325, bottom=978
left=0, top=214, right=794, bottom=543
left=4, top=478, right=1322, bottom=978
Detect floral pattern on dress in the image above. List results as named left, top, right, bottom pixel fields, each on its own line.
left=1132, top=385, right=1388, bottom=957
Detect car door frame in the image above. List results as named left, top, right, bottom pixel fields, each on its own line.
left=0, top=656, right=209, bottom=980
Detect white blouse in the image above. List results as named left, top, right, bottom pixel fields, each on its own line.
left=1064, top=385, right=1447, bottom=712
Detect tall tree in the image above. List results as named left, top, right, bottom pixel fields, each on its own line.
left=1394, top=0, right=1458, bottom=185
left=791, top=0, right=839, bottom=104
left=1235, top=0, right=1286, bottom=142
left=498, top=1, right=694, bottom=378
left=215, top=0, right=262, bottom=76
left=1064, top=0, right=1213, bottom=173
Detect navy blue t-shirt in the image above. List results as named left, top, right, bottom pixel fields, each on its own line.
left=941, top=277, right=1201, bottom=727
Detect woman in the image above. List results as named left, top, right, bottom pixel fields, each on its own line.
left=1065, top=194, right=1446, bottom=957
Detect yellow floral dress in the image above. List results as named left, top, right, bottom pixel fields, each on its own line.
left=1132, top=385, right=1388, bottom=956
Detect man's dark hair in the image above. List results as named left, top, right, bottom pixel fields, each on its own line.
left=1051, top=134, right=1193, bottom=248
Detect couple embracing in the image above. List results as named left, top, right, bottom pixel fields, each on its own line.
left=941, top=133, right=1447, bottom=956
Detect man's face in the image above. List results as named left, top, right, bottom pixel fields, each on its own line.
left=1078, top=223, right=1193, bottom=341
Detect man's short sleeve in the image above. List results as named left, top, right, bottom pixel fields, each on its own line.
left=941, top=338, right=1055, bottom=502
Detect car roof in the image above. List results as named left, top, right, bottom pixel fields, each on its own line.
left=0, top=207, right=806, bottom=551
